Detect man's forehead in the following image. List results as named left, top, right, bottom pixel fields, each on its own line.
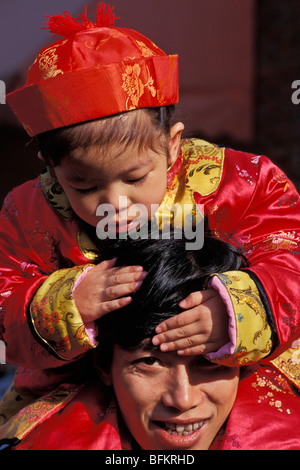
left=138, top=338, right=160, bottom=352
left=117, top=338, right=160, bottom=354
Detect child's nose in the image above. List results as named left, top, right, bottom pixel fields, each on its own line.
left=100, top=186, right=127, bottom=211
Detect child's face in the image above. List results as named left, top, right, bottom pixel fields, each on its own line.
left=53, top=136, right=178, bottom=231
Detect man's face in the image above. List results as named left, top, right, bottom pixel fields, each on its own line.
left=108, top=340, right=239, bottom=450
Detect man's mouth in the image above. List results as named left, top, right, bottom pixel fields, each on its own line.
left=156, top=420, right=206, bottom=436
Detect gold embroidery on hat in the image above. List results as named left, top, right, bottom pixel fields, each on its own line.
left=38, top=40, right=68, bottom=80
left=84, top=29, right=124, bottom=51
left=135, top=40, right=157, bottom=57
left=121, top=63, right=156, bottom=109
left=157, top=80, right=167, bottom=105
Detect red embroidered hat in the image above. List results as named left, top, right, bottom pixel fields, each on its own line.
left=6, top=3, right=179, bottom=137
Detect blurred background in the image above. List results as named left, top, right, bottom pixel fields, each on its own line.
left=0, top=0, right=300, bottom=393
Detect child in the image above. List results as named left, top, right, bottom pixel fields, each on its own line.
left=0, top=3, right=299, bottom=418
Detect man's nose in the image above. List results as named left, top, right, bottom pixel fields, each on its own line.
left=161, top=365, right=201, bottom=412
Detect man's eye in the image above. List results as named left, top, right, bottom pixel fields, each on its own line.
left=135, top=357, right=158, bottom=366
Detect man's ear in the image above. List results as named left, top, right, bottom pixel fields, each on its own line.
left=168, top=122, right=184, bottom=167
left=96, top=366, right=113, bottom=386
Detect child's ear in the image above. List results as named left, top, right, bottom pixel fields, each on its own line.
left=37, top=151, right=45, bottom=161
left=168, top=122, right=184, bottom=166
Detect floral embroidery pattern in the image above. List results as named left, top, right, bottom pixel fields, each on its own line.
left=121, top=63, right=156, bottom=109
left=271, top=168, right=290, bottom=192
left=217, top=272, right=240, bottom=286
left=179, top=139, right=225, bottom=197
left=251, top=155, right=261, bottom=166
left=262, top=230, right=300, bottom=253
left=229, top=285, right=268, bottom=342
left=30, top=266, right=96, bottom=360
left=27, top=221, right=60, bottom=267
left=281, top=302, right=298, bottom=336
left=220, top=432, right=241, bottom=449
left=251, top=369, right=294, bottom=415
left=31, top=297, right=60, bottom=337
left=183, top=140, right=223, bottom=165
left=272, top=345, right=300, bottom=389
left=237, top=313, right=244, bottom=322
left=271, top=168, right=299, bottom=208
left=38, top=40, right=67, bottom=80
left=136, top=40, right=158, bottom=57
left=235, top=164, right=254, bottom=185
left=40, top=169, right=73, bottom=220
left=0, top=386, right=79, bottom=441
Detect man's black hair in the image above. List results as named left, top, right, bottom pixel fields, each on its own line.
left=95, top=235, right=248, bottom=370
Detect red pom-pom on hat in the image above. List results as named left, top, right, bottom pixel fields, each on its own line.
left=96, top=2, right=120, bottom=27
left=43, top=3, right=120, bottom=36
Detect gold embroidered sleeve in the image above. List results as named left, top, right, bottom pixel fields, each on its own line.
left=209, top=271, right=273, bottom=366
left=29, top=265, right=97, bottom=361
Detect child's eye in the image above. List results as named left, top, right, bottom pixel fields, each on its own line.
left=126, top=174, right=147, bottom=186
left=73, top=186, right=98, bottom=194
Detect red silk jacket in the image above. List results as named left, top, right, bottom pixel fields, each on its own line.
left=0, top=139, right=299, bottom=402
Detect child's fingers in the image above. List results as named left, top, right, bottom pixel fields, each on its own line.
left=154, top=334, right=206, bottom=354
left=103, top=269, right=147, bottom=300
left=95, top=259, right=144, bottom=276
left=176, top=346, right=204, bottom=356
left=153, top=334, right=218, bottom=356
left=99, top=296, right=133, bottom=315
left=176, top=342, right=218, bottom=356
left=104, top=279, right=143, bottom=300
left=105, top=268, right=147, bottom=287
left=152, top=320, right=208, bottom=352
left=153, top=319, right=203, bottom=345
left=94, top=258, right=117, bottom=272
left=154, top=308, right=202, bottom=335
left=179, top=289, right=216, bottom=309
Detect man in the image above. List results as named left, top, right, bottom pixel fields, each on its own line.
left=0, top=236, right=299, bottom=450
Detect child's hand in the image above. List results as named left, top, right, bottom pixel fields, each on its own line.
left=73, top=258, right=147, bottom=322
left=152, top=289, right=229, bottom=356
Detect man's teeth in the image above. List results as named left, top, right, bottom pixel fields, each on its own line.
left=164, top=421, right=204, bottom=435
